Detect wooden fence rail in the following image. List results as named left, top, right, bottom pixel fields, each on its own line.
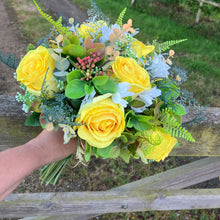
left=0, top=95, right=220, bottom=219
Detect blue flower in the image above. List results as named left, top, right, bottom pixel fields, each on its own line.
left=147, top=54, right=170, bottom=78
left=100, top=24, right=120, bottom=44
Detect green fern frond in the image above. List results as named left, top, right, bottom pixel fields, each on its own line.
left=116, top=8, right=127, bottom=28
left=154, top=39, right=187, bottom=53
left=161, top=108, right=195, bottom=142
left=33, top=0, right=69, bottom=35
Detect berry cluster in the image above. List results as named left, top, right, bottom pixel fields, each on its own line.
left=76, top=51, right=106, bottom=81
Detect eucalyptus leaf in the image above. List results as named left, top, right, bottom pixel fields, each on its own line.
left=65, top=79, right=87, bottom=99
left=55, top=59, right=70, bottom=71
left=53, top=71, right=69, bottom=77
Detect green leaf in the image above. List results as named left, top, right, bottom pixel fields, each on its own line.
left=122, top=132, right=136, bottom=144
left=62, top=44, right=86, bottom=58
left=120, top=135, right=128, bottom=143
left=110, top=146, right=120, bottom=158
left=119, top=148, right=130, bottom=163
left=84, top=142, right=92, bottom=162
left=170, top=103, right=187, bottom=116
left=66, top=70, right=84, bottom=83
left=132, top=115, right=152, bottom=131
left=69, top=98, right=82, bottom=109
left=125, top=96, right=132, bottom=104
left=85, top=83, right=94, bottom=95
left=69, top=35, right=80, bottom=45
left=92, top=76, right=108, bottom=86
left=26, top=43, right=35, bottom=52
left=96, top=142, right=116, bottom=158
left=24, top=112, right=41, bottom=126
left=94, top=78, right=117, bottom=95
left=126, top=117, right=133, bottom=128
left=130, top=99, right=145, bottom=108
left=126, top=118, right=134, bottom=128
left=65, top=79, right=87, bottom=99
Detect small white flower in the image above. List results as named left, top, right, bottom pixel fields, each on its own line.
left=131, top=87, right=161, bottom=113
left=59, top=124, right=76, bottom=144
left=112, top=82, right=134, bottom=107
left=139, top=87, right=161, bottom=106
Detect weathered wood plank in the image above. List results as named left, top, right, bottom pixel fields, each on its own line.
left=170, top=126, right=220, bottom=156
left=20, top=214, right=97, bottom=220
left=1, top=189, right=220, bottom=217
left=1, top=95, right=220, bottom=156
left=0, top=116, right=42, bottom=150
left=0, top=95, right=41, bottom=150
left=114, top=157, right=220, bottom=191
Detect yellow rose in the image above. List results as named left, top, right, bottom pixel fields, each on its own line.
left=112, top=56, right=151, bottom=93
left=145, top=130, right=177, bottom=162
left=16, top=46, right=55, bottom=92
left=76, top=94, right=125, bottom=148
left=27, top=76, right=59, bottom=97
left=132, top=40, right=155, bottom=58
left=77, top=20, right=107, bottom=39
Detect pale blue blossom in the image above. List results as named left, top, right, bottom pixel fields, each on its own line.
left=69, top=26, right=76, bottom=33
left=22, top=103, right=29, bottom=113
left=80, top=90, right=96, bottom=108
left=100, top=24, right=120, bottom=44
left=147, top=54, right=170, bottom=78
left=131, top=87, right=161, bottom=113
left=112, top=82, right=134, bottom=107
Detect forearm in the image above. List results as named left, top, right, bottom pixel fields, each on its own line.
left=0, top=129, right=78, bottom=201
left=0, top=140, right=49, bottom=199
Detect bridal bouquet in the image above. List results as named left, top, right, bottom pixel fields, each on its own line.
left=13, top=0, right=196, bottom=184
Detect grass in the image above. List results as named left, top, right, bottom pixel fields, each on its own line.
left=71, top=0, right=220, bottom=107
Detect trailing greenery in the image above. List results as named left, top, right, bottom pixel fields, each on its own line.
left=153, top=39, right=187, bottom=53
left=0, top=51, right=20, bottom=69
left=161, top=108, right=195, bottom=142
left=115, top=8, right=127, bottom=28
left=33, top=0, right=69, bottom=35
